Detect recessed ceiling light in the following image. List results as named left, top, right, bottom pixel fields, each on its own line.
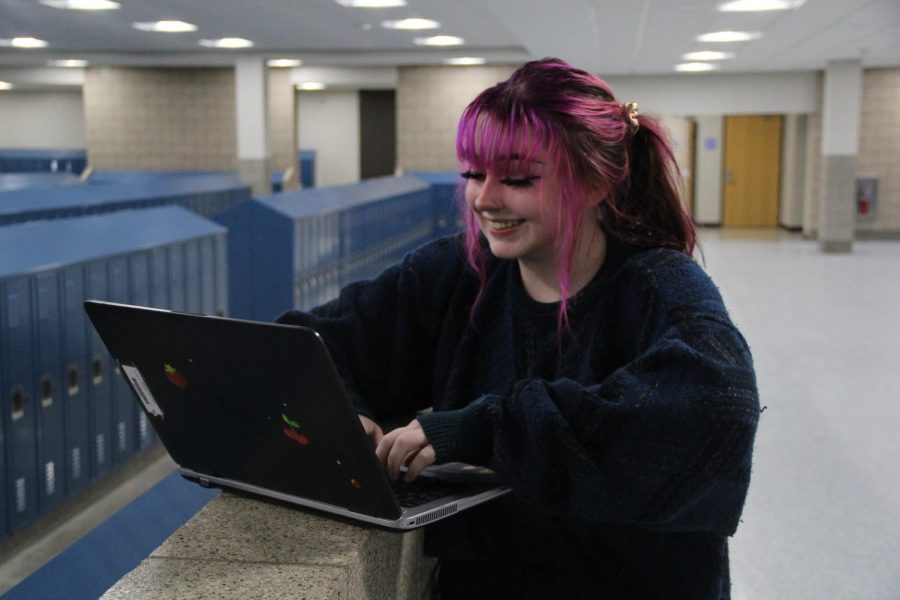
left=0, top=81, right=13, bottom=91
left=268, top=59, right=303, bottom=68
left=335, top=0, right=406, bottom=7
left=381, top=18, right=440, bottom=30
left=681, top=51, right=735, bottom=61
left=133, top=21, right=198, bottom=33
left=718, top=0, right=804, bottom=11
left=47, top=59, right=88, bottom=68
left=297, top=82, right=326, bottom=90
left=414, top=35, right=465, bottom=46
left=696, top=31, right=762, bottom=43
left=40, top=0, right=120, bottom=10
left=0, top=37, right=50, bottom=49
left=199, top=38, right=255, bottom=49
left=675, top=62, right=721, bottom=72
left=443, top=57, right=486, bottom=66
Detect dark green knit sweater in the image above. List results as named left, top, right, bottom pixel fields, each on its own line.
left=277, top=233, right=759, bottom=599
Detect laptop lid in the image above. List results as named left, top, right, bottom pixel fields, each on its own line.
left=83, top=300, right=508, bottom=529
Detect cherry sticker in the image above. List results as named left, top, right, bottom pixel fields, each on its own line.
left=163, top=364, right=187, bottom=390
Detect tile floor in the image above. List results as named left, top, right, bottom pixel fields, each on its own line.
left=698, top=229, right=900, bottom=600
left=0, top=228, right=897, bottom=599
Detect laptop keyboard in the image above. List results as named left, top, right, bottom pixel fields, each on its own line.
left=390, top=477, right=464, bottom=508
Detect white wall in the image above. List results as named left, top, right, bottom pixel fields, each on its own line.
left=694, top=116, right=724, bottom=225
left=297, top=90, right=360, bottom=187
left=606, top=71, right=821, bottom=117
left=0, top=91, right=85, bottom=148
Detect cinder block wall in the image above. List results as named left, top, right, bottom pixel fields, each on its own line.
left=268, top=68, right=299, bottom=189
left=83, top=67, right=236, bottom=171
left=857, top=68, right=900, bottom=234
left=396, top=65, right=514, bottom=172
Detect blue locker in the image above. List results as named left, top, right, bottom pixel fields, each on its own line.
left=128, top=252, right=155, bottom=450
left=33, top=271, right=66, bottom=514
left=85, top=260, right=114, bottom=479
left=167, top=244, right=186, bottom=312
left=2, top=275, right=39, bottom=532
left=149, top=247, right=169, bottom=309
left=214, top=235, right=227, bottom=317
left=184, top=241, right=201, bottom=314
left=107, top=256, right=135, bottom=464
left=199, top=238, right=215, bottom=316
left=61, top=264, right=91, bottom=496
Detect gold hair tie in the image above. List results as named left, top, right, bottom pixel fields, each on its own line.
left=622, top=101, right=639, bottom=130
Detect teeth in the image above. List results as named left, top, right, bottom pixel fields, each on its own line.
left=491, top=220, right=523, bottom=230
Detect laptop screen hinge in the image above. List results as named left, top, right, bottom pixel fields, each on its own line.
left=199, top=477, right=211, bottom=488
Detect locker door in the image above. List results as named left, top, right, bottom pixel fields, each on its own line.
left=2, top=276, right=39, bottom=532
left=61, top=264, right=91, bottom=495
left=86, top=260, right=113, bottom=478
left=33, top=270, right=66, bottom=513
left=108, top=256, right=135, bottom=463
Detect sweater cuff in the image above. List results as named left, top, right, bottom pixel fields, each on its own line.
left=417, top=399, right=492, bottom=465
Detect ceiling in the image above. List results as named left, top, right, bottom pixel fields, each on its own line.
left=1, top=0, right=899, bottom=75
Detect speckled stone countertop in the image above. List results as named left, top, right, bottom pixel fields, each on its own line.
left=101, top=492, right=434, bottom=599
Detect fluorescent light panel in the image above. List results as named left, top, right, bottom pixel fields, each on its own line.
left=48, top=59, right=88, bottom=67
left=133, top=21, right=198, bottom=33
left=199, top=38, right=255, bottom=49
left=381, top=18, right=440, bottom=30
left=0, top=37, right=49, bottom=48
left=697, top=31, right=762, bottom=42
left=268, top=59, right=303, bottom=68
left=682, top=50, right=735, bottom=61
left=297, top=82, right=326, bottom=90
left=718, top=0, right=804, bottom=11
left=414, top=35, right=464, bottom=46
left=443, top=57, right=486, bottom=65
left=335, top=0, right=406, bottom=7
left=675, top=62, right=720, bottom=72
left=40, top=0, right=120, bottom=10
left=0, top=81, right=13, bottom=90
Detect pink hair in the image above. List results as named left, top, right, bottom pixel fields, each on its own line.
left=456, top=58, right=696, bottom=332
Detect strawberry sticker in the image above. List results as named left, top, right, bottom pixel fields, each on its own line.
left=164, top=364, right=187, bottom=390
left=282, top=414, right=309, bottom=445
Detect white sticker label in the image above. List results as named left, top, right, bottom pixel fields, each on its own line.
left=121, top=363, right=164, bottom=419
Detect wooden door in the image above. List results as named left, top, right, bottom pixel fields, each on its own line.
left=723, top=115, right=782, bottom=227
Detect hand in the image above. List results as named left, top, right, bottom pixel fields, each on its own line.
left=359, top=415, right=384, bottom=447
left=375, top=419, right=435, bottom=482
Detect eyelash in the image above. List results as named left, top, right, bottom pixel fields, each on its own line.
left=460, top=171, right=540, bottom=188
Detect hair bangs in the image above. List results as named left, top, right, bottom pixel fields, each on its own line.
left=457, top=103, right=554, bottom=174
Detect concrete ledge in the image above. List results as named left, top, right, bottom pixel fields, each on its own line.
left=101, top=492, right=434, bottom=599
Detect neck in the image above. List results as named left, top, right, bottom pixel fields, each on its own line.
left=518, top=225, right=607, bottom=303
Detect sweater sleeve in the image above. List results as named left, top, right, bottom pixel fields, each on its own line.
left=418, top=251, right=759, bottom=536
left=276, top=236, right=466, bottom=420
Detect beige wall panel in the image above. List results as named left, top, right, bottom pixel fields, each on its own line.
left=83, top=67, right=236, bottom=171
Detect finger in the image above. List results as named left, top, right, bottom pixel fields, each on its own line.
left=370, top=424, right=384, bottom=447
left=375, top=429, right=400, bottom=466
left=404, top=445, right=436, bottom=482
left=386, top=431, right=426, bottom=480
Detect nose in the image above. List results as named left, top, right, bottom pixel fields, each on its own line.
left=470, top=174, right=503, bottom=213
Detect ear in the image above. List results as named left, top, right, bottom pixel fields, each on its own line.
left=583, top=182, right=610, bottom=208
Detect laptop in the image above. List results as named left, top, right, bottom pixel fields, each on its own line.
left=84, top=300, right=510, bottom=530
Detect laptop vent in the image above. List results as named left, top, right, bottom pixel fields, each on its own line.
left=412, top=504, right=458, bottom=527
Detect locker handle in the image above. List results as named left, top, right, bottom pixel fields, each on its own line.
left=11, top=387, right=25, bottom=421
left=40, top=375, right=54, bottom=408
left=67, top=366, right=80, bottom=397
left=92, top=357, right=104, bottom=385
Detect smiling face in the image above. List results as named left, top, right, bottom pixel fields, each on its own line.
left=463, top=153, right=563, bottom=269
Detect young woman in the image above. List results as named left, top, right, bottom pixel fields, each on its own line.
left=278, top=58, right=759, bottom=599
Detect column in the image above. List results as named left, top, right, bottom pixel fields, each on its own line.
left=235, top=57, right=270, bottom=196
left=818, top=59, right=862, bottom=253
